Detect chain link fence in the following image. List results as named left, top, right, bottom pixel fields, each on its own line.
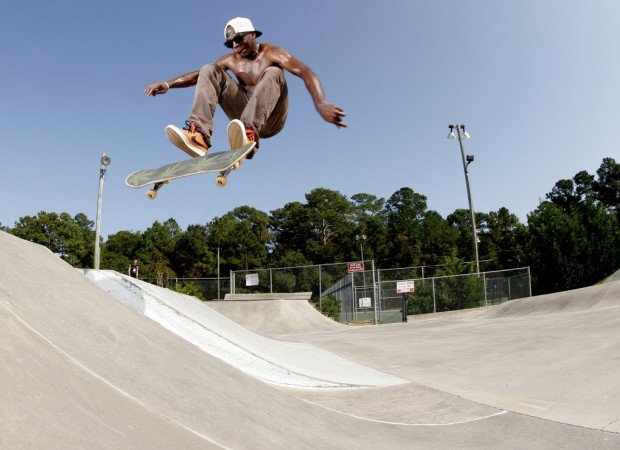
left=377, top=267, right=532, bottom=322
left=167, top=277, right=231, bottom=300
left=153, top=261, right=531, bottom=326
left=324, top=265, right=531, bottom=324
left=320, top=267, right=379, bottom=324
left=230, top=262, right=364, bottom=304
left=376, top=259, right=495, bottom=282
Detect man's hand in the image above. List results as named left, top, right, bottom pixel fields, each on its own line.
left=318, top=102, right=347, bottom=128
left=145, top=82, right=170, bottom=96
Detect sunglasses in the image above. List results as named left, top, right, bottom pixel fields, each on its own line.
left=226, top=32, right=249, bottom=48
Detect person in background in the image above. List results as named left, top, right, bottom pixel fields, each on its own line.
left=128, top=259, right=139, bottom=279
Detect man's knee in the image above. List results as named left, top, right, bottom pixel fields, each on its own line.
left=199, top=64, right=225, bottom=78
left=259, top=66, right=285, bottom=83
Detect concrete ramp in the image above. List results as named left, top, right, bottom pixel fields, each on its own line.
left=484, top=281, right=620, bottom=318
left=2, top=231, right=619, bottom=448
left=296, top=280, right=620, bottom=434
left=224, top=292, right=314, bottom=300
left=2, top=231, right=368, bottom=447
left=206, top=294, right=346, bottom=336
left=84, top=270, right=405, bottom=388
left=605, top=268, right=620, bottom=283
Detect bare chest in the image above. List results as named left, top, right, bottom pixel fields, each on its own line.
left=231, top=58, right=271, bottom=87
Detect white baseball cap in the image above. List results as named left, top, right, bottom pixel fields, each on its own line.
left=224, top=17, right=262, bottom=47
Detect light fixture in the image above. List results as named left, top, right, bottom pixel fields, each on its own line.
left=460, top=124, right=470, bottom=139
left=447, top=125, right=456, bottom=140
left=100, top=153, right=111, bottom=167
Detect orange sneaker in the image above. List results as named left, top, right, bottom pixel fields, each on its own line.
left=165, top=122, right=209, bottom=157
left=245, top=128, right=259, bottom=159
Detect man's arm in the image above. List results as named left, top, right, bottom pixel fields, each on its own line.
left=268, top=46, right=346, bottom=128
left=145, top=70, right=200, bottom=96
left=145, top=55, right=232, bottom=96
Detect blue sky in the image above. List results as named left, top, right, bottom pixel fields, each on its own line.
left=1, top=0, right=618, bottom=237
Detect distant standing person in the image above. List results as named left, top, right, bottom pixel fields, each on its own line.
left=128, top=259, right=139, bottom=279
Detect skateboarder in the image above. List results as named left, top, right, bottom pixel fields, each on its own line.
left=145, top=17, right=346, bottom=158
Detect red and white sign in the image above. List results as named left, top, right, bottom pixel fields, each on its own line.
left=347, top=261, right=365, bottom=273
left=396, top=280, right=415, bottom=294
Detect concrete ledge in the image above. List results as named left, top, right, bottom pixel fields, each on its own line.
left=224, top=292, right=312, bottom=301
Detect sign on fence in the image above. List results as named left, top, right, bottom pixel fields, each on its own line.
left=396, top=280, right=415, bottom=293
left=347, top=261, right=365, bottom=273
left=359, top=297, right=372, bottom=308
left=245, top=273, right=259, bottom=286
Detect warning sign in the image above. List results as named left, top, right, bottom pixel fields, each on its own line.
left=347, top=262, right=365, bottom=273
left=396, top=280, right=415, bottom=294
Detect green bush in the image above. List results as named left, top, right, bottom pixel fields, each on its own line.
left=170, top=282, right=206, bottom=300
left=319, top=295, right=340, bottom=321
left=407, top=281, right=435, bottom=315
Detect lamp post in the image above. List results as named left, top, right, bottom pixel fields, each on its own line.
left=448, top=124, right=480, bottom=274
left=94, top=152, right=111, bottom=270
left=356, top=234, right=366, bottom=262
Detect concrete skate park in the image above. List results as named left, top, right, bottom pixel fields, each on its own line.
left=1, top=230, right=619, bottom=449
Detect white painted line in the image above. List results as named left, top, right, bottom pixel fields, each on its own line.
left=299, top=398, right=508, bottom=427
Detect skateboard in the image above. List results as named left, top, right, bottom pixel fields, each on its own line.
left=125, top=142, right=256, bottom=199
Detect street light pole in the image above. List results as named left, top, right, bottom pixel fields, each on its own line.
left=448, top=124, right=480, bottom=274
left=94, top=153, right=111, bottom=270
left=356, top=234, right=366, bottom=262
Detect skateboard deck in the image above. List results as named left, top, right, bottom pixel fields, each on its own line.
left=125, top=142, right=256, bottom=199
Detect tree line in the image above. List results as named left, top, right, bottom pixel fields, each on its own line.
left=2, top=158, right=617, bottom=295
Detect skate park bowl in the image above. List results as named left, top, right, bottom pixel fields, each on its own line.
left=1, top=230, right=619, bottom=448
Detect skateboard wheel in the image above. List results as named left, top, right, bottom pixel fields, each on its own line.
left=215, top=176, right=227, bottom=187
left=147, top=190, right=157, bottom=199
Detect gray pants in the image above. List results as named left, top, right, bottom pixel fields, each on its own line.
left=189, top=64, right=288, bottom=147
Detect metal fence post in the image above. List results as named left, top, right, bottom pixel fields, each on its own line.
left=376, top=268, right=382, bottom=323
left=508, top=275, right=512, bottom=301
left=372, top=259, right=378, bottom=324
left=230, top=270, right=235, bottom=295
left=432, top=277, right=436, bottom=313
left=351, top=272, right=356, bottom=322
left=319, top=264, right=322, bottom=309
left=269, top=268, right=273, bottom=293
left=483, top=272, right=487, bottom=306
left=217, top=247, right=221, bottom=300
left=527, top=266, right=532, bottom=297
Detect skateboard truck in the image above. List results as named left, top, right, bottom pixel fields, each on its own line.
left=215, top=159, right=244, bottom=187
left=147, top=180, right=170, bottom=199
